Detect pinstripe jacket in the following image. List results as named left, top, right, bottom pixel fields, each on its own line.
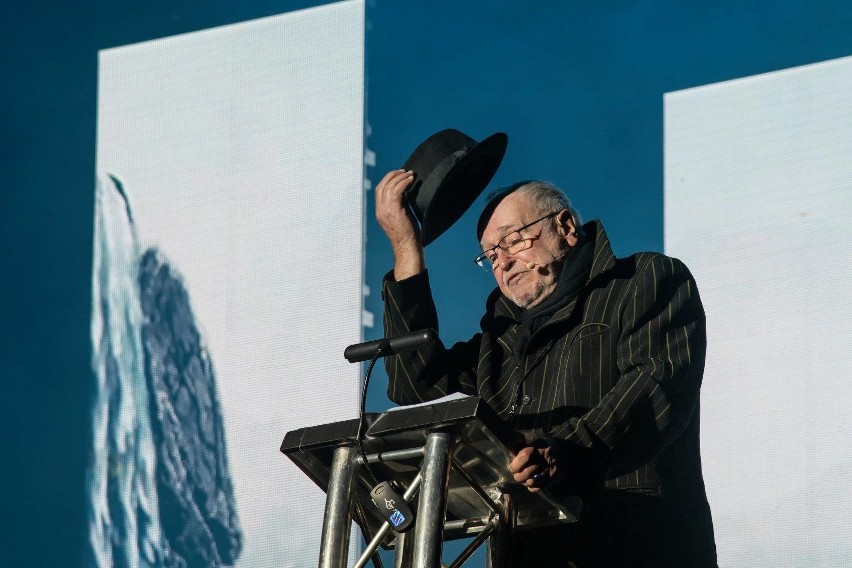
left=382, top=220, right=716, bottom=565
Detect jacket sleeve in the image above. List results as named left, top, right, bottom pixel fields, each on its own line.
left=382, top=270, right=480, bottom=405
left=549, top=254, right=706, bottom=475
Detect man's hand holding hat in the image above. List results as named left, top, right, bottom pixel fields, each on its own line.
left=375, top=168, right=425, bottom=281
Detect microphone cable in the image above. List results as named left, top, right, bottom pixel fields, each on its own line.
left=355, top=346, right=384, bottom=486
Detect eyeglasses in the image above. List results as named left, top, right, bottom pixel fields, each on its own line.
left=474, top=211, right=559, bottom=271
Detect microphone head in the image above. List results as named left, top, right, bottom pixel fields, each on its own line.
left=526, top=262, right=536, bottom=270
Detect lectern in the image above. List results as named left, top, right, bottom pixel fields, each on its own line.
left=280, top=396, right=581, bottom=568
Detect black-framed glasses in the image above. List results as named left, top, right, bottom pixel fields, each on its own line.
left=474, top=211, right=559, bottom=271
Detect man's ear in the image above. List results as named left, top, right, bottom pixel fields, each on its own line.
left=555, top=210, right=578, bottom=245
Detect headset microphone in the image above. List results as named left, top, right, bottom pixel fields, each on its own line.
left=527, top=249, right=572, bottom=272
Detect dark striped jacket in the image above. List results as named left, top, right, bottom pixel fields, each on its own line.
left=382, top=220, right=716, bottom=564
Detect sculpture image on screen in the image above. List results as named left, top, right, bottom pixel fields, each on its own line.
left=88, top=2, right=365, bottom=566
left=89, top=174, right=242, bottom=566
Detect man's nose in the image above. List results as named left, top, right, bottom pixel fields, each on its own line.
left=494, top=247, right=516, bottom=271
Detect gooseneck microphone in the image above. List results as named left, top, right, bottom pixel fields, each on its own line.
left=344, top=328, right=438, bottom=533
left=344, top=328, right=438, bottom=363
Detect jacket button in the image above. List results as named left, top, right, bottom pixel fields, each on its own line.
left=521, top=395, right=532, bottom=405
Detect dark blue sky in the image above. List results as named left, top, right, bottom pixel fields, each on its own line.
left=2, top=0, right=851, bottom=564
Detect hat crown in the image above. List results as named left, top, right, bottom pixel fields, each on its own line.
left=402, top=129, right=476, bottom=175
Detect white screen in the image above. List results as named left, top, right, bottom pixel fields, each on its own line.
left=91, top=2, right=365, bottom=566
left=665, top=56, right=852, bottom=567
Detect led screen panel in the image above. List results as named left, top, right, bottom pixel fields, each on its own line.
left=665, top=56, right=852, bottom=566
left=89, top=2, right=365, bottom=566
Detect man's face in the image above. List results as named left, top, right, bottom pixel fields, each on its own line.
left=479, top=192, right=577, bottom=309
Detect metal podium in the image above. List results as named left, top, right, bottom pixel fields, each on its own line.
left=280, top=396, right=582, bottom=568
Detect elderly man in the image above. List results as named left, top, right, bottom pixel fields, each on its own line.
left=376, top=168, right=717, bottom=567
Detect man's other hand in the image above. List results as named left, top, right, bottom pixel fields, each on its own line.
left=508, top=439, right=563, bottom=493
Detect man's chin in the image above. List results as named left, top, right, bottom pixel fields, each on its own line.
left=507, top=282, right=555, bottom=309
left=508, top=288, right=540, bottom=309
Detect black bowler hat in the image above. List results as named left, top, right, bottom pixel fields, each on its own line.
left=402, top=129, right=508, bottom=246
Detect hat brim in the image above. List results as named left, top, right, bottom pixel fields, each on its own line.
left=415, top=132, right=508, bottom=246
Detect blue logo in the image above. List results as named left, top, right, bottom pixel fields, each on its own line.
left=389, top=510, right=406, bottom=527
